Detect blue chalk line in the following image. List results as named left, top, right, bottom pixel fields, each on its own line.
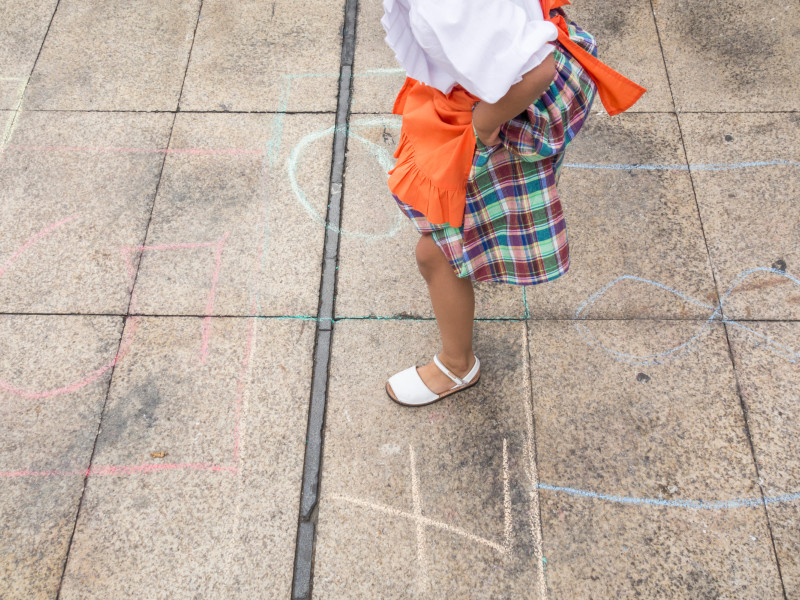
left=575, top=267, right=800, bottom=366
left=564, top=159, right=800, bottom=172
left=537, top=483, right=800, bottom=510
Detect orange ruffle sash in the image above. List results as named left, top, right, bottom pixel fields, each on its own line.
left=388, top=0, right=646, bottom=228
left=388, top=78, right=479, bottom=227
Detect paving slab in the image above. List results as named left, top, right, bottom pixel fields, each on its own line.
left=679, top=113, right=800, bottom=320
left=567, top=0, right=673, bottom=113
left=59, top=317, right=314, bottom=598
left=315, top=319, right=546, bottom=598
left=0, top=110, right=173, bottom=314
left=0, top=1, right=56, bottom=108
left=24, top=0, right=200, bottom=111
left=350, top=0, right=405, bottom=114
left=727, top=321, right=800, bottom=597
left=335, top=115, right=526, bottom=319
left=525, top=112, right=717, bottom=319
left=0, top=315, right=123, bottom=600
left=132, top=112, right=333, bottom=317
left=530, top=319, right=783, bottom=598
left=179, top=0, right=344, bottom=112
left=652, top=0, right=800, bottom=112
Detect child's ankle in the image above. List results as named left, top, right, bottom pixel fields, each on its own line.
left=438, top=351, right=475, bottom=374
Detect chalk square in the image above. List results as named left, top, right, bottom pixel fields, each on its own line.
left=678, top=113, right=800, bottom=320
left=0, top=110, right=173, bottom=314
left=653, top=0, right=800, bottom=112
left=59, top=318, right=314, bottom=599
left=179, top=0, right=343, bottom=112
left=24, top=0, right=200, bottom=111
left=525, top=112, right=717, bottom=319
left=529, top=320, right=782, bottom=598
left=728, top=322, right=800, bottom=597
left=131, top=112, right=333, bottom=317
left=0, top=315, right=122, bottom=599
left=315, top=320, right=546, bottom=598
left=334, top=116, right=526, bottom=320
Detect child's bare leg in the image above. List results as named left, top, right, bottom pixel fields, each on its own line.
left=414, top=233, right=476, bottom=394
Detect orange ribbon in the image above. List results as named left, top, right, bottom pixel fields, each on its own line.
left=388, top=1, right=647, bottom=227
left=541, top=0, right=646, bottom=115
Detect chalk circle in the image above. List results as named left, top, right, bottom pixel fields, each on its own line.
left=287, top=116, right=405, bottom=239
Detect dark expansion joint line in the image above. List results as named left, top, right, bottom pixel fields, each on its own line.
left=291, top=0, right=358, bottom=598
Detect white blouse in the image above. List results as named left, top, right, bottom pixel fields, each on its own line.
left=382, top=0, right=558, bottom=103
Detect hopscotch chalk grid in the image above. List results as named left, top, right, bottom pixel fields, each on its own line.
left=1, top=66, right=799, bottom=569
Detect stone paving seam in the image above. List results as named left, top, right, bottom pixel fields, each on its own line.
left=175, top=0, right=206, bottom=114
left=52, top=2, right=207, bottom=595
left=721, top=320, right=790, bottom=599
left=53, top=314, right=128, bottom=599
left=0, top=0, right=61, bottom=154
left=291, top=0, right=358, bottom=597
left=650, top=1, right=788, bottom=594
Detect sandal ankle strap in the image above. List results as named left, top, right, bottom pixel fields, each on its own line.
left=433, top=354, right=467, bottom=386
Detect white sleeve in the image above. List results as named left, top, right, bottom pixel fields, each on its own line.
left=407, top=0, right=558, bottom=103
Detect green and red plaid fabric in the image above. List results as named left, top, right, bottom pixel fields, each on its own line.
left=395, top=12, right=598, bottom=285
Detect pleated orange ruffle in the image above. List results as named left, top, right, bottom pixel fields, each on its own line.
left=388, top=78, right=479, bottom=228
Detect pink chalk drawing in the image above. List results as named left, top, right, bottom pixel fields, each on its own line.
left=121, top=232, right=230, bottom=364
left=0, top=106, right=274, bottom=480
left=7, top=144, right=263, bottom=157
left=0, top=213, right=251, bottom=480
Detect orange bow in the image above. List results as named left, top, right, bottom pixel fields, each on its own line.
left=540, top=0, right=646, bottom=115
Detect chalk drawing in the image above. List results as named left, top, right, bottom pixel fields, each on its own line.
left=536, top=483, right=800, bottom=510
left=0, top=76, right=28, bottom=160
left=0, top=462, right=236, bottom=478
left=564, top=159, right=800, bottom=172
left=286, top=115, right=405, bottom=240
left=330, top=438, right=514, bottom=577
left=576, top=268, right=800, bottom=366
left=409, top=444, right=430, bottom=591
left=521, top=326, right=548, bottom=598
left=7, top=144, right=263, bottom=156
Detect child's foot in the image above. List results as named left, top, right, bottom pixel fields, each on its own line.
left=415, top=353, right=476, bottom=395
left=386, top=352, right=481, bottom=406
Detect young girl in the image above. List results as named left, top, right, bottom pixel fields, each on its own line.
left=382, top=0, right=645, bottom=406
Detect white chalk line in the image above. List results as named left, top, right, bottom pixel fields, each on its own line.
left=328, top=494, right=507, bottom=554
left=1, top=76, right=29, bottom=158
left=502, top=438, right=513, bottom=559
left=521, top=325, right=548, bottom=599
left=409, top=445, right=430, bottom=592
left=564, top=159, right=800, bottom=171
left=575, top=268, right=800, bottom=366
left=286, top=116, right=405, bottom=240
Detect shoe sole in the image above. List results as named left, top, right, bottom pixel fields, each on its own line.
left=386, top=370, right=481, bottom=407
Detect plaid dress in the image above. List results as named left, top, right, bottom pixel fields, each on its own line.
left=395, top=13, right=598, bottom=285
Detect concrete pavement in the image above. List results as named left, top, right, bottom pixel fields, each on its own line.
left=1, top=0, right=799, bottom=598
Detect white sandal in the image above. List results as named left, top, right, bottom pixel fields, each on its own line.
left=386, top=354, right=481, bottom=407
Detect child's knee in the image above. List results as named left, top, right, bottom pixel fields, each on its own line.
left=415, top=235, right=441, bottom=281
